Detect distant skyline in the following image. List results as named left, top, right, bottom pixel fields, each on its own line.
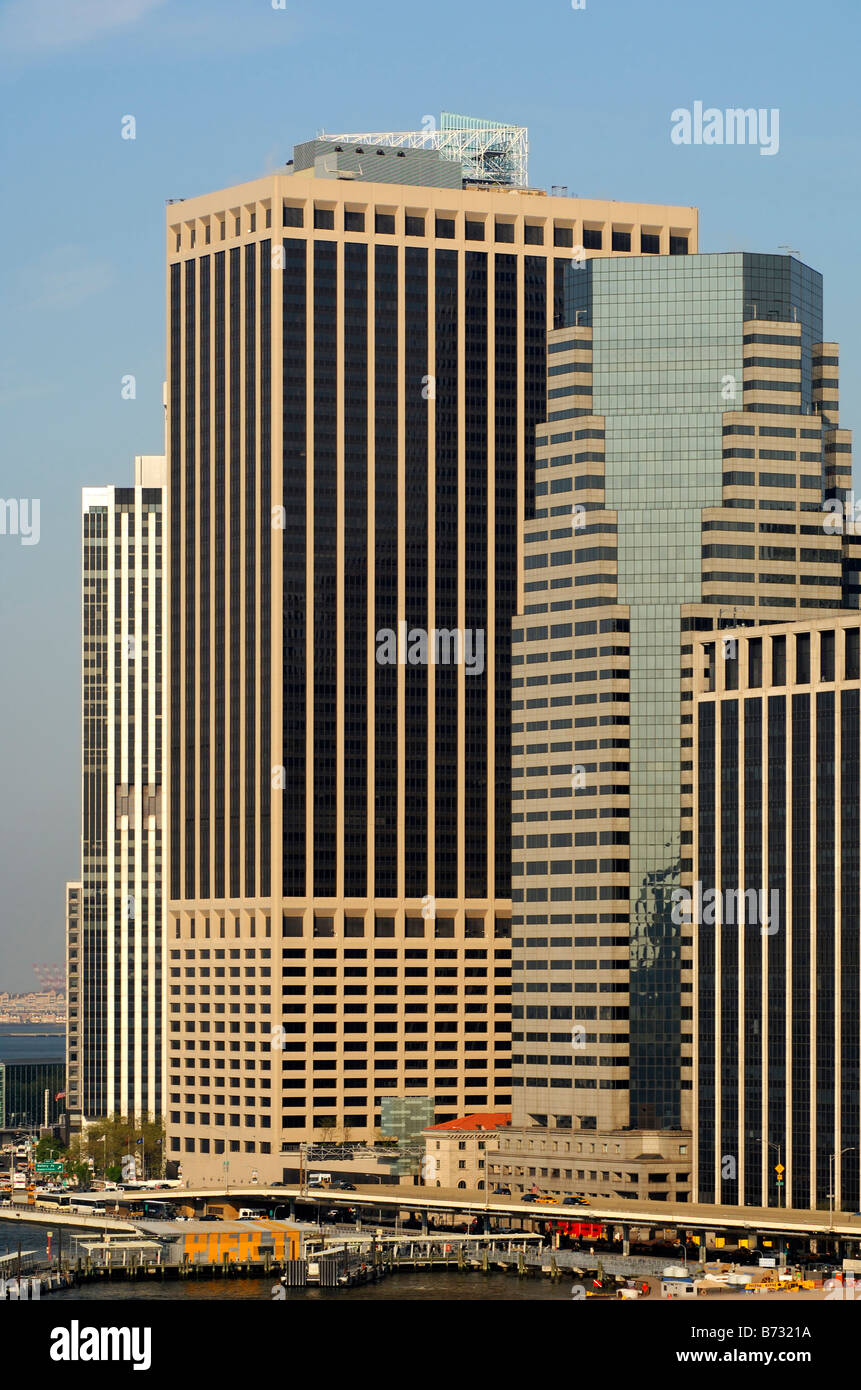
left=1, top=0, right=859, bottom=987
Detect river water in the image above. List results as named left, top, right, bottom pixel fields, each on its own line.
left=0, top=1220, right=575, bottom=1301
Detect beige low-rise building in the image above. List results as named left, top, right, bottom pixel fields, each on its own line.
left=422, top=1111, right=511, bottom=1190
left=489, top=1127, right=692, bottom=1202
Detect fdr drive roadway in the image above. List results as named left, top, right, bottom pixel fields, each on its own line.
left=105, top=1186, right=861, bottom=1247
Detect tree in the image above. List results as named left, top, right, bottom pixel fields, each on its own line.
left=69, top=1115, right=166, bottom=1179
left=33, top=1136, right=65, bottom=1162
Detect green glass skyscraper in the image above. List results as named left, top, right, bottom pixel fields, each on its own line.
left=492, top=253, right=851, bottom=1203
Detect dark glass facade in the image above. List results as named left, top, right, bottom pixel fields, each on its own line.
left=0, top=1062, right=65, bottom=1130
left=168, top=215, right=573, bottom=913
left=697, top=623, right=861, bottom=1209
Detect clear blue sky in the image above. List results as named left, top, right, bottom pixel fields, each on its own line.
left=0, top=0, right=858, bottom=988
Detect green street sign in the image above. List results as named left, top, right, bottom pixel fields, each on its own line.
left=35, top=1161, right=64, bottom=1174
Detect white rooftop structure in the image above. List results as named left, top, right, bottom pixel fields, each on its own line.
left=319, top=112, right=528, bottom=188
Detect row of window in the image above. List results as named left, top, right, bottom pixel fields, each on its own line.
left=707, top=627, right=860, bottom=690
left=173, top=203, right=690, bottom=254
left=172, top=917, right=511, bottom=940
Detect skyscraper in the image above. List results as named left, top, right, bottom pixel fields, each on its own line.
left=65, top=880, right=82, bottom=1127
left=694, top=613, right=860, bottom=1212
left=163, top=115, right=697, bottom=1179
left=493, top=253, right=853, bottom=1202
left=72, top=456, right=166, bottom=1129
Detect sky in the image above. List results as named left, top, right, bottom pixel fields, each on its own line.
left=0, top=0, right=858, bottom=989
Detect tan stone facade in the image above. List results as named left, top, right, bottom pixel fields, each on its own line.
left=489, top=1127, right=692, bottom=1202
left=421, top=1112, right=510, bottom=1189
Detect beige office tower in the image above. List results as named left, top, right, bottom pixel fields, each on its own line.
left=163, top=113, right=697, bottom=1182
left=492, top=253, right=853, bottom=1205
left=72, top=456, right=166, bottom=1130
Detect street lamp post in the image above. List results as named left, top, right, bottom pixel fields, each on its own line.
left=829, top=1147, right=856, bottom=1233
left=298, top=1141, right=307, bottom=1198
left=755, top=1137, right=783, bottom=1209
left=482, top=1145, right=489, bottom=1222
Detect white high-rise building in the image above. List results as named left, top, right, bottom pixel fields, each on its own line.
left=71, top=455, right=166, bottom=1127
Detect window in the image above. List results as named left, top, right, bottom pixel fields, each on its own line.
left=821, top=629, right=835, bottom=681
left=345, top=209, right=365, bottom=232
left=748, top=637, right=762, bottom=687
left=846, top=628, right=860, bottom=680
left=669, top=235, right=689, bottom=254
left=283, top=204, right=303, bottom=227
left=465, top=219, right=485, bottom=241
left=611, top=228, right=631, bottom=251
left=524, top=224, right=544, bottom=245
left=772, top=635, right=786, bottom=685
left=796, top=632, right=810, bottom=683
left=313, top=206, right=334, bottom=230
left=582, top=228, right=601, bottom=249
left=554, top=224, right=574, bottom=247
left=640, top=232, right=660, bottom=253
left=704, top=643, right=715, bottom=692
left=405, top=214, right=425, bottom=236
left=435, top=216, right=455, bottom=238
left=495, top=220, right=515, bottom=243
left=375, top=211, right=396, bottom=234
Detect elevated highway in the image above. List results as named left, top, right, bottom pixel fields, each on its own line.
left=104, top=1185, right=861, bottom=1245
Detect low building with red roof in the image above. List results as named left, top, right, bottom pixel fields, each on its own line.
left=421, top=1112, right=511, bottom=1190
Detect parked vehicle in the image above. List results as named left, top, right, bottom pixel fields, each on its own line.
left=492, top=1186, right=511, bottom=1196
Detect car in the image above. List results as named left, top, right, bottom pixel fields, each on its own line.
left=332, top=1181, right=357, bottom=1191
left=521, top=1193, right=538, bottom=1203
left=492, top=1186, right=511, bottom=1196
left=535, top=1195, right=559, bottom=1206
left=198, top=1213, right=222, bottom=1222
left=562, top=1195, right=591, bottom=1207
